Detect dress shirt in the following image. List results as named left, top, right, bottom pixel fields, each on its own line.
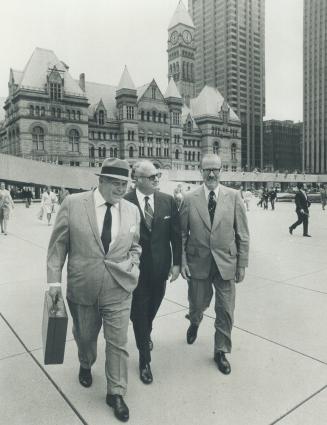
left=48, top=188, right=120, bottom=288
left=203, top=184, right=220, bottom=202
left=136, top=189, right=155, bottom=217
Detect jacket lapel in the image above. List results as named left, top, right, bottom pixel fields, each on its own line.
left=211, top=185, right=227, bottom=231
left=84, top=191, right=105, bottom=254
left=194, top=186, right=211, bottom=231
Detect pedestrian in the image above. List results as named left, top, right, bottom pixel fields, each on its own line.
left=320, top=185, right=327, bottom=210
left=124, top=160, right=181, bottom=385
left=26, top=189, right=33, bottom=207
left=269, top=188, right=277, bottom=210
left=180, top=154, right=249, bottom=375
left=289, top=182, right=311, bottom=237
left=47, top=158, right=141, bottom=422
left=174, top=191, right=184, bottom=212
left=41, top=186, right=57, bottom=225
left=0, top=182, right=15, bottom=235
left=262, top=188, right=269, bottom=210
left=243, top=189, right=252, bottom=211
left=257, top=187, right=264, bottom=207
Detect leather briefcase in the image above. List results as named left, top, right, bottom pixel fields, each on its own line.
left=42, top=291, right=68, bottom=365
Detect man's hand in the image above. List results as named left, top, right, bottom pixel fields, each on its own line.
left=169, top=265, right=180, bottom=282
left=235, top=267, right=245, bottom=283
left=181, top=264, right=191, bottom=280
left=48, top=286, right=62, bottom=303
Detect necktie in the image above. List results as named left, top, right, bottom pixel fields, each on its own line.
left=208, top=191, right=216, bottom=225
left=144, top=196, right=154, bottom=231
left=101, top=202, right=112, bottom=254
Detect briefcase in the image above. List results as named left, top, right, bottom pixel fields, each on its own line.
left=42, top=291, right=68, bottom=365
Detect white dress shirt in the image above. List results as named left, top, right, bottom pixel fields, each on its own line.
left=94, top=188, right=120, bottom=244
left=136, top=189, right=155, bottom=217
left=203, top=184, right=220, bottom=202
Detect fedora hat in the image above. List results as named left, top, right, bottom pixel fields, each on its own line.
left=96, top=158, right=130, bottom=181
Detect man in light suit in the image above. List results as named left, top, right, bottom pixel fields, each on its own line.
left=180, top=154, right=249, bottom=375
left=124, top=160, right=181, bottom=385
left=47, top=158, right=141, bottom=423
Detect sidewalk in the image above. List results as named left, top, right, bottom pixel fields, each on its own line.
left=1, top=201, right=327, bottom=425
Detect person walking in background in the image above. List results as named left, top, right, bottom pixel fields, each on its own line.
left=320, top=185, right=327, bottom=210
left=41, top=186, right=57, bottom=225
left=180, top=154, right=249, bottom=375
left=47, top=158, right=141, bottom=422
left=0, top=182, right=15, bottom=235
left=269, top=188, right=277, bottom=210
left=124, top=160, right=181, bottom=386
left=257, top=187, right=264, bottom=207
left=25, top=189, right=33, bottom=208
left=289, top=182, right=311, bottom=237
left=263, top=188, right=269, bottom=210
left=174, top=191, right=184, bottom=212
left=243, top=189, right=252, bottom=211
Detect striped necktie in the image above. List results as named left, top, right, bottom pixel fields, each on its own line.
left=144, top=196, right=154, bottom=231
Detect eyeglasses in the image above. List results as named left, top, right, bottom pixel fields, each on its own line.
left=202, top=168, right=221, bottom=175
left=139, top=172, right=162, bottom=181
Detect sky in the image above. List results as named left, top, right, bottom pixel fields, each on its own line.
left=0, top=0, right=303, bottom=121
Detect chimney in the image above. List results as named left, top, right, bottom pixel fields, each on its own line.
left=79, top=73, right=85, bottom=91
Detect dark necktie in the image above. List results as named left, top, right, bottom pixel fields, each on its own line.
left=101, top=202, right=112, bottom=254
left=144, top=196, right=154, bottom=231
left=208, top=191, right=216, bottom=225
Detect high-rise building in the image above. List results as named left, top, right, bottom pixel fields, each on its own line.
left=188, top=0, right=265, bottom=169
left=303, top=0, right=327, bottom=174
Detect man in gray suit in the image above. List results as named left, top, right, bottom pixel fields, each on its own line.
left=47, top=158, right=141, bottom=422
left=180, top=154, right=249, bottom=375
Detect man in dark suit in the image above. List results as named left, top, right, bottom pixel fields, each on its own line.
left=125, top=160, right=182, bottom=385
left=289, top=182, right=311, bottom=237
left=180, top=154, right=249, bottom=375
left=47, top=158, right=141, bottom=422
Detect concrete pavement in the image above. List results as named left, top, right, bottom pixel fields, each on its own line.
left=1, top=199, right=327, bottom=425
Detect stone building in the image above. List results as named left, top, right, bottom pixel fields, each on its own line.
left=0, top=2, right=241, bottom=171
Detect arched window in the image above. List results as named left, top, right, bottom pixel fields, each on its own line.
left=141, top=111, right=144, bottom=121
left=184, top=151, right=187, bottom=161
left=175, top=149, right=179, bottom=160
left=67, top=110, right=70, bottom=120
left=231, top=143, right=236, bottom=160
left=99, top=110, right=104, bottom=125
left=163, top=113, right=167, bottom=123
left=188, top=151, right=192, bottom=161
left=187, top=121, right=192, bottom=132
left=192, top=151, right=195, bottom=161
left=129, top=146, right=134, bottom=158
left=213, top=141, right=219, bottom=154
left=32, top=127, right=44, bottom=151
left=69, top=129, right=80, bottom=152
left=146, top=111, right=150, bottom=121
left=152, top=111, right=156, bottom=122
left=57, top=108, right=61, bottom=118
left=158, top=113, right=161, bottom=122
left=114, top=148, right=118, bottom=157
left=109, top=147, right=114, bottom=158
left=72, top=110, right=76, bottom=120
left=77, top=111, right=81, bottom=121
left=30, top=105, right=34, bottom=116
left=169, top=65, right=172, bottom=76
left=35, top=106, right=40, bottom=116
left=102, top=146, right=106, bottom=158
left=89, top=146, right=95, bottom=158
left=41, top=107, right=45, bottom=116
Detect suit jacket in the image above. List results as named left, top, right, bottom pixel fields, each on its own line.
left=124, top=189, right=182, bottom=282
left=180, top=184, right=249, bottom=281
left=47, top=190, right=141, bottom=305
left=295, top=191, right=310, bottom=213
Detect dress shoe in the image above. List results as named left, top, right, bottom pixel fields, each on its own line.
left=139, top=363, right=153, bottom=384
left=186, top=324, right=198, bottom=344
left=149, top=338, right=153, bottom=351
left=289, top=226, right=293, bottom=235
left=303, top=234, right=312, bottom=237
left=78, top=366, right=92, bottom=388
left=214, top=351, right=231, bottom=375
left=106, top=394, right=129, bottom=422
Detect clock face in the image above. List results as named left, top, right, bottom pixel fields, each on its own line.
left=170, top=31, right=178, bottom=44
left=183, top=30, right=192, bottom=44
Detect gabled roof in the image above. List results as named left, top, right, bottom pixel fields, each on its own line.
left=164, top=78, right=182, bottom=99
left=18, top=47, right=84, bottom=96
left=137, top=83, right=151, bottom=100
left=190, top=85, right=240, bottom=122
left=168, top=0, right=194, bottom=29
left=117, top=66, right=135, bottom=90
left=84, top=81, right=117, bottom=119
left=182, top=104, right=199, bottom=130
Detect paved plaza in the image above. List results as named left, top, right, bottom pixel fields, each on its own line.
left=1, top=198, right=327, bottom=425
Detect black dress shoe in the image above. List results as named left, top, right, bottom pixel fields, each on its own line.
left=214, top=351, right=231, bottom=375
left=303, top=234, right=312, bottom=237
left=106, top=394, right=129, bottom=422
left=79, top=366, right=92, bottom=388
left=289, top=226, right=293, bottom=235
left=139, top=363, right=153, bottom=384
left=149, top=338, right=153, bottom=351
left=186, top=324, right=198, bottom=344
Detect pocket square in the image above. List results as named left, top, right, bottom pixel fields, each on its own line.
left=130, top=225, right=136, bottom=232
left=164, top=216, right=171, bottom=219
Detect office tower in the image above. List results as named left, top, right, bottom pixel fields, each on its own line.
left=188, top=0, right=265, bottom=168
left=303, top=0, right=327, bottom=173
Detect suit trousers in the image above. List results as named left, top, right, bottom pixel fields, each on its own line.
left=290, top=211, right=308, bottom=235
left=188, top=259, right=235, bottom=353
left=67, top=278, right=132, bottom=396
left=131, top=269, right=166, bottom=365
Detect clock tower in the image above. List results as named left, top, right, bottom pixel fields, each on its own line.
left=167, top=0, right=195, bottom=106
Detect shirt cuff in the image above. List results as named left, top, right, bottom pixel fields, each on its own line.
left=48, top=282, right=61, bottom=287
